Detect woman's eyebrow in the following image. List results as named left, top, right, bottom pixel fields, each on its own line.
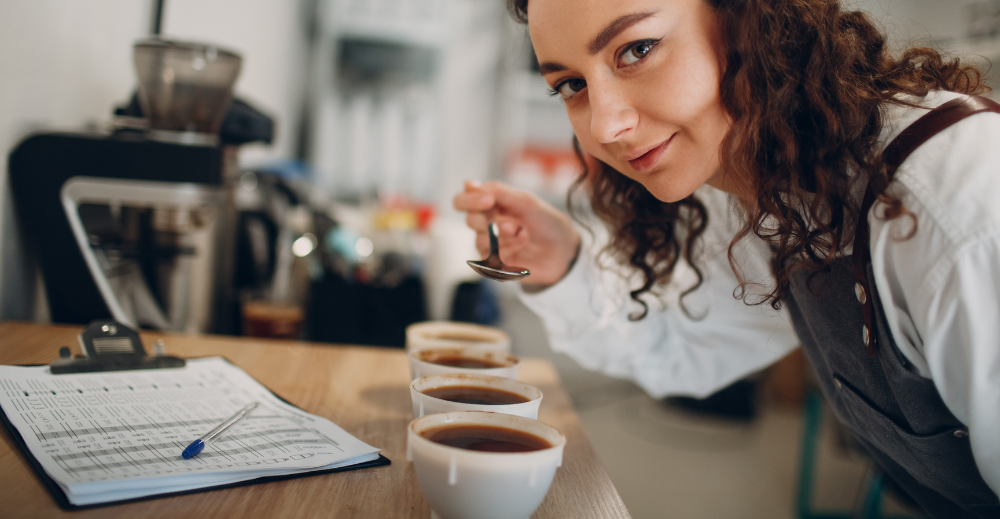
left=539, top=62, right=567, bottom=74
left=537, top=10, right=658, bottom=75
left=588, top=11, right=657, bottom=55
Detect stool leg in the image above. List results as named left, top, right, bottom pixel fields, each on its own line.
left=797, top=391, right=842, bottom=519
left=852, top=467, right=884, bottom=519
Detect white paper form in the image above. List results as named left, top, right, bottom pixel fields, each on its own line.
left=0, top=357, right=380, bottom=505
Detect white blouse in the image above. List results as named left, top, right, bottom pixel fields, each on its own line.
left=517, top=90, right=1000, bottom=495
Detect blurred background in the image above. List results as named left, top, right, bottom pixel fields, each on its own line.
left=1, top=0, right=998, bottom=517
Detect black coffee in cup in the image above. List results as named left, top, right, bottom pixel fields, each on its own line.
left=422, top=386, right=531, bottom=405
left=417, top=349, right=516, bottom=369
left=421, top=424, right=552, bottom=452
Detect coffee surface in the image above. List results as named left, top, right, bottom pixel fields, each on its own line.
left=426, top=331, right=495, bottom=342
left=421, top=425, right=551, bottom=452
left=424, top=356, right=509, bottom=369
left=422, top=385, right=531, bottom=405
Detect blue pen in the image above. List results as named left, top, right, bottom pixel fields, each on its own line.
left=181, top=402, right=260, bottom=459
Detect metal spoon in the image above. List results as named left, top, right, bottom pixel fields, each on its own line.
left=466, top=221, right=530, bottom=282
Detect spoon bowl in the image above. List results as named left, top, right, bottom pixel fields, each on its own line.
left=467, top=223, right=530, bottom=282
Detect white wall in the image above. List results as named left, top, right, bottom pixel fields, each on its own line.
left=845, top=1, right=1000, bottom=94
left=848, top=0, right=968, bottom=44
left=0, top=0, right=308, bottom=321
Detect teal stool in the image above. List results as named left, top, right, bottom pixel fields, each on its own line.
left=796, top=391, right=925, bottom=519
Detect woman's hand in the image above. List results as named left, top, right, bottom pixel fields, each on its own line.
left=453, top=181, right=580, bottom=287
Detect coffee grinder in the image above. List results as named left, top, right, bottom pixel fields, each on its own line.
left=9, top=39, right=273, bottom=333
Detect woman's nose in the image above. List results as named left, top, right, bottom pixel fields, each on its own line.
left=589, top=81, right=638, bottom=144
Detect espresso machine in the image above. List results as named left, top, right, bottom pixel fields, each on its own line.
left=8, top=39, right=273, bottom=333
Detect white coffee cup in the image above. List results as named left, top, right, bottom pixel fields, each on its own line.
left=408, top=347, right=520, bottom=381
left=411, top=374, right=543, bottom=419
left=406, top=321, right=511, bottom=355
left=407, top=411, right=566, bottom=519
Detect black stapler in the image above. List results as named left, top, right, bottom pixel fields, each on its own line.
left=50, top=320, right=186, bottom=374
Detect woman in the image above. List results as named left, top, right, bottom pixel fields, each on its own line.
left=453, top=0, right=1000, bottom=517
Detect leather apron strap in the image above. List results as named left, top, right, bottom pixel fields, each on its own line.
left=853, top=95, right=1000, bottom=357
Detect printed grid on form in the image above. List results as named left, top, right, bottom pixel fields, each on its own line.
left=0, top=358, right=377, bottom=491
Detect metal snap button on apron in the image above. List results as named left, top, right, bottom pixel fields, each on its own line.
left=955, top=429, right=969, bottom=438
left=854, top=282, right=867, bottom=304
left=834, top=379, right=843, bottom=390
left=862, top=325, right=870, bottom=346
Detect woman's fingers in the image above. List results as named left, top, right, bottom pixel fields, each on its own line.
left=474, top=232, right=490, bottom=258
left=498, top=221, right=518, bottom=236
left=471, top=220, right=528, bottom=260
left=495, top=220, right=528, bottom=257
left=484, top=181, right=538, bottom=217
left=457, top=180, right=546, bottom=262
left=453, top=182, right=496, bottom=212
left=465, top=211, right=491, bottom=233
left=456, top=180, right=534, bottom=216
left=507, top=225, right=531, bottom=249
left=453, top=192, right=494, bottom=212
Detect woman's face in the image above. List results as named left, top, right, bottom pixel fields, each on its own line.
left=528, top=0, right=732, bottom=202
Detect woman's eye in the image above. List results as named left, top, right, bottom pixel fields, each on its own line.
left=551, top=78, right=587, bottom=99
left=618, top=40, right=656, bottom=67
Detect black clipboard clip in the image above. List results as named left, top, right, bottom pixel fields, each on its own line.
left=50, top=320, right=186, bottom=374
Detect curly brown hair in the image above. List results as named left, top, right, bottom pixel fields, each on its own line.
left=510, top=0, right=987, bottom=318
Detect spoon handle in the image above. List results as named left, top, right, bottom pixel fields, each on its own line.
left=488, top=221, right=500, bottom=258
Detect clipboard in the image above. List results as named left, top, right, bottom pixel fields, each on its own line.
left=0, top=321, right=391, bottom=510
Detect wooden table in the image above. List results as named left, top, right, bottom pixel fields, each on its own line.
left=0, top=322, right=630, bottom=519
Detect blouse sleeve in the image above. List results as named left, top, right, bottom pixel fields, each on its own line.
left=923, top=240, right=1000, bottom=496
left=870, top=109, right=1000, bottom=496
left=516, top=186, right=800, bottom=398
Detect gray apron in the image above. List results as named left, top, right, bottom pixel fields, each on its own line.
left=785, top=96, right=1000, bottom=519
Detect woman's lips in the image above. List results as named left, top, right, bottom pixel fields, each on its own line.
left=627, top=136, right=674, bottom=173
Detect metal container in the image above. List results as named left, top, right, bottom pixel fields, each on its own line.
left=133, top=39, right=242, bottom=140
